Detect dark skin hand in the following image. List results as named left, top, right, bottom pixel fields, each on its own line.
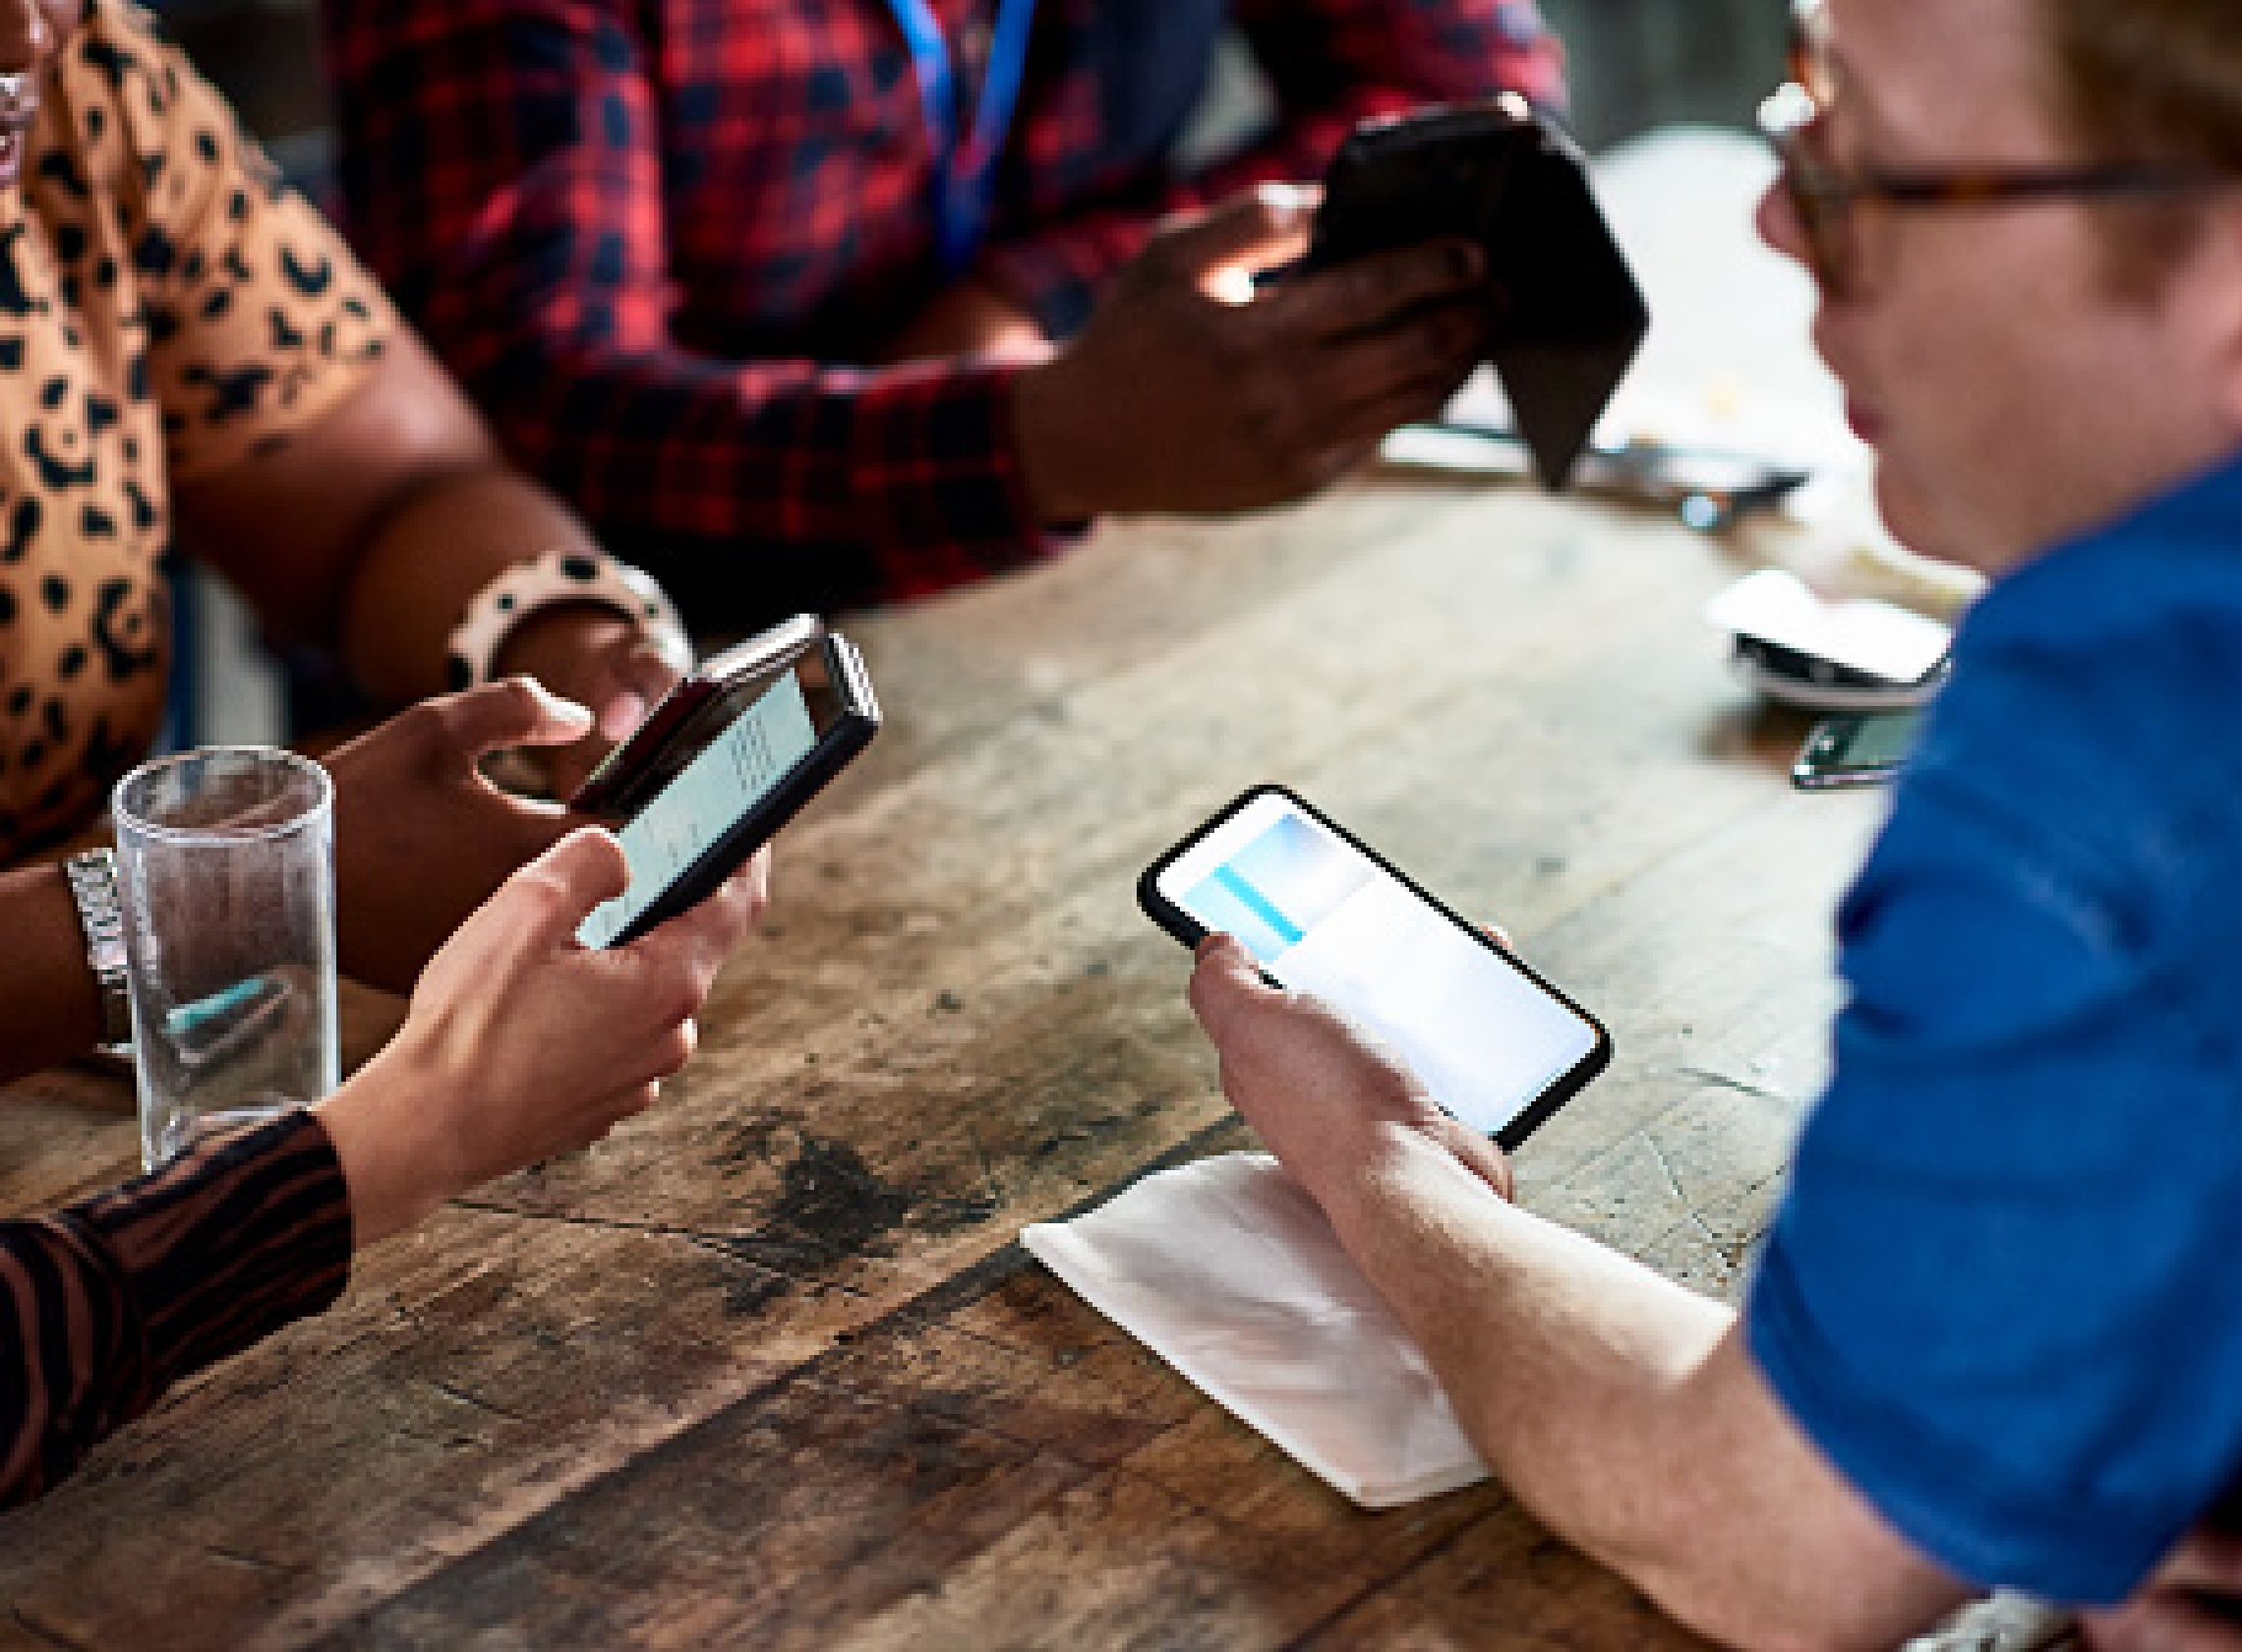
left=881, top=276, right=1049, bottom=365
left=490, top=604, right=684, bottom=799
left=1014, top=186, right=1493, bottom=521
left=324, top=679, right=601, bottom=994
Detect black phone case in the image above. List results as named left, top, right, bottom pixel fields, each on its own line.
left=1136, top=783, right=1612, bottom=1152
left=1304, top=102, right=1649, bottom=491
left=570, top=614, right=828, bottom=817
left=601, top=633, right=880, bottom=947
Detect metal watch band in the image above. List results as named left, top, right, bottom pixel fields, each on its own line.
left=63, top=848, right=133, bottom=1048
left=444, top=550, right=694, bottom=691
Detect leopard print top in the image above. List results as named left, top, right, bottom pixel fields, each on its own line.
left=0, top=0, right=395, bottom=857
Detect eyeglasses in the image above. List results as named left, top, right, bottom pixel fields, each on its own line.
left=1760, top=0, right=2230, bottom=299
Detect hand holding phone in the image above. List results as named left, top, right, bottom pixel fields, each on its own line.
left=1303, top=98, right=1650, bottom=490
left=569, top=619, right=879, bottom=949
left=1141, top=786, right=1609, bottom=1150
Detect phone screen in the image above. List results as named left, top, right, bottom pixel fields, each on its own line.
left=1149, top=791, right=1606, bottom=1144
left=1793, top=707, right=1924, bottom=789
left=576, top=670, right=820, bottom=949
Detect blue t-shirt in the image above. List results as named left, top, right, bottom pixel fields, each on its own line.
left=1746, top=452, right=2242, bottom=1604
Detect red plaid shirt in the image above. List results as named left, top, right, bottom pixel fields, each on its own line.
left=324, top=0, right=1564, bottom=620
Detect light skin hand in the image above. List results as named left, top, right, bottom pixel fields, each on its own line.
left=316, top=827, right=771, bottom=1245
left=1014, top=185, right=1492, bottom=521
left=323, top=678, right=602, bottom=994
left=1185, top=930, right=1513, bottom=1203
left=1184, top=929, right=1970, bottom=1649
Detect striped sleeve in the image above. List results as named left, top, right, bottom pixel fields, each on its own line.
left=0, top=1109, right=351, bottom=1506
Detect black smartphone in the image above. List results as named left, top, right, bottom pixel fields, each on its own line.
left=1139, top=785, right=1611, bottom=1151
left=570, top=614, right=826, bottom=816
left=1791, top=707, right=1924, bottom=791
left=572, top=626, right=879, bottom=948
left=1303, top=98, right=1649, bottom=491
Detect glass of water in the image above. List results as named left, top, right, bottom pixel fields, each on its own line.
left=112, top=747, right=338, bottom=1172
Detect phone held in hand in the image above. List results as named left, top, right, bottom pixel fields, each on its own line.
left=1139, top=785, right=1611, bottom=1151
left=1303, top=97, right=1650, bottom=492
left=569, top=618, right=879, bottom=949
left=1792, top=707, right=1924, bottom=791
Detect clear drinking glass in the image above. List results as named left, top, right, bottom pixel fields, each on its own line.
left=112, top=747, right=338, bottom=1172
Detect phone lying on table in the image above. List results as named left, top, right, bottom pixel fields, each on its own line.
left=1303, top=97, right=1650, bottom=491
left=568, top=620, right=879, bottom=949
left=1139, top=785, right=1611, bottom=1151
left=1792, top=707, right=1924, bottom=791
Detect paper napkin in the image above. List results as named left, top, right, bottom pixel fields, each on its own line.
left=1022, top=1151, right=1488, bottom=1507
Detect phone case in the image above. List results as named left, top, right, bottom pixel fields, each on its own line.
left=600, top=632, right=880, bottom=947
left=1137, top=783, right=1612, bottom=1151
left=570, top=614, right=828, bottom=816
left=1304, top=101, right=1649, bottom=490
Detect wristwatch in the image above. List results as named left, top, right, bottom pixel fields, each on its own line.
left=444, top=549, right=693, bottom=691
left=63, top=847, right=133, bottom=1050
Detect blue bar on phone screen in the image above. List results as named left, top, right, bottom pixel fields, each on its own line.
left=577, top=673, right=817, bottom=948
left=1176, top=805, right=1597, bottom=1137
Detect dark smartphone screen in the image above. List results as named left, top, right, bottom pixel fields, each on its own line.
left=1303, top=100, right=1649, bottom=490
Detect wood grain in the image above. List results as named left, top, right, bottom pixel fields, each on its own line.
left=0, top=469, right=1887, bottom=1649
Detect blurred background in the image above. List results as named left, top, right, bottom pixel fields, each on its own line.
left=154, top=0, right=1788, bottom=192
left=142, top=0, right=1789, bottom=747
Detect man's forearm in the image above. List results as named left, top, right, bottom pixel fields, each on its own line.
left=1313, top=1127, right=1731, bottom=1545
left=1303, top=1124, right=1966, bottom=1650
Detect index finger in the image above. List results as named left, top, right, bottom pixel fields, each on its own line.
left=595, top=638, right=690, bottom=743
left=1271, top=236, right=1487, bottom=341
left=629, top=845, right=771, bottom=973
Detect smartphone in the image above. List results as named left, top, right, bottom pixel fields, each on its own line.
left=1392, top=421, right=1808, bottom=532
left=572, top=627, right=879, bottom=949
left=569, top=615, right=825, bottom=816
left=1139, top=785, right=1611, bottom=1150
left=1303, top=98, right=1650, bottom=491
left=1791, top=707, right=1924, bottom=791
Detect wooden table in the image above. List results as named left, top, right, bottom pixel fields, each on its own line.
left=0, top=136, right=1907, bottom=1649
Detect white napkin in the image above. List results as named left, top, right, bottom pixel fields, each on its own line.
left=1021, top=1151, right=1488, bottom=1507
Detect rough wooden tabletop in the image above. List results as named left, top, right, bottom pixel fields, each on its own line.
left=0, top=473, right=1892, bottom=1649
left=0, top=131, right=1950, bottom=1650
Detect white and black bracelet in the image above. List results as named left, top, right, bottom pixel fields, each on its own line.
left=444, top=550, right=693, bottom=691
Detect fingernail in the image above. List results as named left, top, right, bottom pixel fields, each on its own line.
left=600, top=692, right=645, bottom=740
left=1449, top=242, right=1484, bottom=281
left=1258, top=181, right=1317, bottom=229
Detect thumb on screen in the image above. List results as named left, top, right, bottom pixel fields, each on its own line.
left=506, top=827, right=633, bottom=946
left=1188, top=931, right=1279, bottom=1038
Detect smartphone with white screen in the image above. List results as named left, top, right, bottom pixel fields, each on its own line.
left=572, top=628, right=878, bottom=949
left=1139, top=786, right=1611, bottom=1150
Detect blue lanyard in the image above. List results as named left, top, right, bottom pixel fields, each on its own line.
left=884, top=0, right=1039, bottom=273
